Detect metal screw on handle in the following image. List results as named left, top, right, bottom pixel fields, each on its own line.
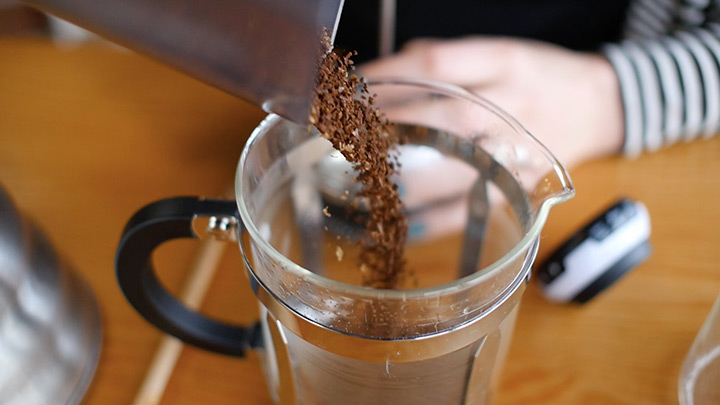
left=192, top=214, right=239, bottom=242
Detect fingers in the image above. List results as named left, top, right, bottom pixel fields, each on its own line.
left=380, top=96, right=470, bottom=128
left=358, top=37, right=515, bottom=87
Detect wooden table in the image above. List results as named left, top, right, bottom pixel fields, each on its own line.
left=1, top=38, right=718, bottom=404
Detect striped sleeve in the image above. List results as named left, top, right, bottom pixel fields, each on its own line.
left=601, top=1, right=720, bottom=157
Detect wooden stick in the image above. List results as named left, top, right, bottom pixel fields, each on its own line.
left=132, top=238, right=228, bottom=405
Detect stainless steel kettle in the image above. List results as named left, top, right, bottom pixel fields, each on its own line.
left=0, top=184, right=102, bottom=404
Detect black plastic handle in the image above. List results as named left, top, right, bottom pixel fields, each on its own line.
left=115, top=196, right=260, bottom=356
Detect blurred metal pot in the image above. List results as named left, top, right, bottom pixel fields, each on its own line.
left=0, top=183, right=101, bottom=404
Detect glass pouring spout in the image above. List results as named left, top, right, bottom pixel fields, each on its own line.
left=22, top=0, right=345, bottom=124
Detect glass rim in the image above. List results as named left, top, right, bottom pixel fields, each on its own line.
left=236, top=77, right=574, bottom=300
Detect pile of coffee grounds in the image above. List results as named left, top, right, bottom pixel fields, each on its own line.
left=310, top=40, right=407, bottom=289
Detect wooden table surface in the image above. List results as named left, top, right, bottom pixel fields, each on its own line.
left=1, top=38, right=719, bottom=405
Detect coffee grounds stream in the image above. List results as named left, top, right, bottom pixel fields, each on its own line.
left=310, top=42, right=408, bottom=289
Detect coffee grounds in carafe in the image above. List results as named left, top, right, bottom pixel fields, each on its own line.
left=310, top=36, right=407, bottom=289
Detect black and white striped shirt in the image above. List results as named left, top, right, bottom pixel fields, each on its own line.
left=602, top=0, right=720, bottom=156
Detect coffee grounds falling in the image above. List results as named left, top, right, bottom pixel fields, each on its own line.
left=310, top=43, right=408, bottom=289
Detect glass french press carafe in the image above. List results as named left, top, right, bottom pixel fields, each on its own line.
left=116, top=78, right=574, bottom=404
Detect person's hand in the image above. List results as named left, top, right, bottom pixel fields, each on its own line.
left=359, top=37, right=625, bottom=168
